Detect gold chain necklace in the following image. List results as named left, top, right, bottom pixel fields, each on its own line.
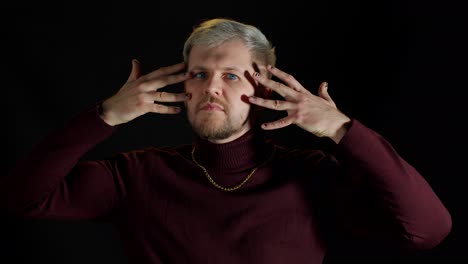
left=191, top=144, right=275, bottom=192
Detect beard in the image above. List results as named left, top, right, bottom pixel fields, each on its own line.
left=192, top=115, right=244, bottom=141
left=187, top=97, right=250, bottom=141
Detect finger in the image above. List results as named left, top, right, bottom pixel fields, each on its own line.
left=266, top=65, right=308, bottom=93
left=142, top=62, right=186, bottom=80
left=248, top=96, right=294, bottom=111
left=252, top=72, right=296, bottom=99
left=318, top=81, right=336, bottom=107
left=140, top=72, right=190, bottom=92
left=260, top=115, right=294, bottom=130
left=127, top=59, right=141, bottom=82
left=149, top=91, right=190, bottom=103
left=148, top=103, right=182, bottom=114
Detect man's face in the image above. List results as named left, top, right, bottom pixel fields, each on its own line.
left=184, top=38, right=259, bottom=143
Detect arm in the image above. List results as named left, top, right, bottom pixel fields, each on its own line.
left=0, top=105, right=122, bottom=220
left=249, top=65, right=452, bottom=250
left=0, top=60, right=189, bottom=220
left=331, top=118, right=452, bottom=250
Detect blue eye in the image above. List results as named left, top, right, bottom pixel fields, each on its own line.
left=226, top=73, right=238, bottom=80
left=194, top=72, right=206, bottom=79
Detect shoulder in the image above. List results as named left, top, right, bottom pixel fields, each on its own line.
left=107, top=144, right=194, bottom=165
left=271, top=140, right=338, bottom=166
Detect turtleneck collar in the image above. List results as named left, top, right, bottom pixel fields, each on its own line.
left=192, top=128, right=272, bottom=172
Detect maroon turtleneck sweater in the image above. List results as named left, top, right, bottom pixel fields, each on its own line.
left=0, top=104, right=452, bottom=264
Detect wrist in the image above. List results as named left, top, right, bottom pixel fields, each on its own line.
left=98, top=101, right=118, bottom=126
left=328, top=116, right=351, bottom=144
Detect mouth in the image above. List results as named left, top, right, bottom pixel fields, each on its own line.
left=198, top=101, right=224, bottom=112
left=199, top=102, right=225, bottom=112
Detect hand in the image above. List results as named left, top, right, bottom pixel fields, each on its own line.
left=248, top=65, right=351, bottom=144
left=100, top=60, right=190, bottom=126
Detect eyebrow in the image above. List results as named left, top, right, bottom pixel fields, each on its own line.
left=190, top=66, right=245, bottom=74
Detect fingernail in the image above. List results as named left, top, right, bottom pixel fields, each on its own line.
left=185, top=93, right=192, bottom=99
left=249, top=96, right=256, bottom=101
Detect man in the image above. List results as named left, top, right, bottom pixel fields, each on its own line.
left=0, top=18, right=451, bottom=264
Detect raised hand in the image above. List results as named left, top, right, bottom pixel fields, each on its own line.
left=248, top=65, right=351, bottom=144
left=100, top=60, right=190, bottom=126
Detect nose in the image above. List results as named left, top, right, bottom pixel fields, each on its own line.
left=203, top=76, right=222, bottom=97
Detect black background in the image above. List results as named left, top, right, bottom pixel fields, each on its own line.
left=1, top=0, right=467, bottom=263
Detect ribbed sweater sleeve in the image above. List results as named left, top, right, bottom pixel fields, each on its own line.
left=0, top=104, right=123, bottom=220
left=330, top=118, right=452, bottom=250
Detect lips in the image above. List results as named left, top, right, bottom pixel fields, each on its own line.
left=197, top=99, right=226, bottom=112
left=201, top=102, right=224, bottom=111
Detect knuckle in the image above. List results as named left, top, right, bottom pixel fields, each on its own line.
left=153, top=104, right=160, bottom=113
left=137, top=82, right=147, bottom=91
left=154, top=104, right=164, bottom=112
left=273, top=100, right=281, bottom=109
left=154, top=79, right=165, bottom=87
left=170, top=74, right=181, bottom=81
left=136, top=93, right=147, bottom=103
left=296, top=99, right=306, bottom=108
left=135, top=99, right=146, bottom=108
left=294, top=112, right=303, bottom=123
left=284, top=73, right=294, bottom=82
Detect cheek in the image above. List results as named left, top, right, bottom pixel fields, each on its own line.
left=185, top=98, right=196, bottom=114
left=184, top=94, right=202, bottom=116
left=236, top=104, right=251, bottom=121
left=184, top=83, right=200, bottom=104
left=184, top=81, right=195, bottom=94
left=242, top=82, right=256, bottom=96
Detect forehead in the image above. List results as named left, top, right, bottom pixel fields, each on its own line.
left=187, top=38, right=253, bottom=70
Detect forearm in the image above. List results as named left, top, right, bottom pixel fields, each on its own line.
left=335, top=119, right=452, bottom=249
left=0, top=104, right=116, bottom=216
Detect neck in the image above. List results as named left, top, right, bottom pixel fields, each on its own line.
left=193, top=127, right=271, bottom=171
left=205, top=126, right=252, bottom=144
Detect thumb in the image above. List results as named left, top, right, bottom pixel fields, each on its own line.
left=127, top=59, right=141, bottom=82
left=318, top=82, right=336, bottom=107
